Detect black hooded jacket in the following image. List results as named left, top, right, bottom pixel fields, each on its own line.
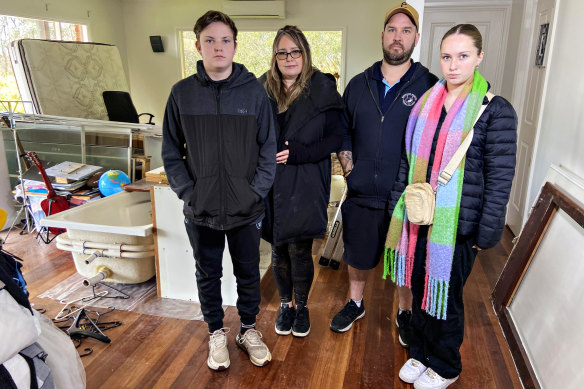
left=162, top=61, right=276, bottom=230
left=259, top=71, right=344, bottom=245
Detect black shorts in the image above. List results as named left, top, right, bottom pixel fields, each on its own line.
left=341, top=198, right=391, bottom=270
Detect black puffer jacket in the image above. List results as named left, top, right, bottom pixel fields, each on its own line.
left=259, top=71, right=344, bottom=245
left=390, top=92, right=517, bottom=249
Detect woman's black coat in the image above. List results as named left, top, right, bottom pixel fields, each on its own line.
left=259, top=71, right=344, bottom=245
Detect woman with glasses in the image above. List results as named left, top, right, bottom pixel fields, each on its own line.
left=259, top=25, right=344, bottom=337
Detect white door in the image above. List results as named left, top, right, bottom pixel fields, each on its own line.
left=420, top=5, right=511, bottom=95
left=506, top=0, right=556, bottom=235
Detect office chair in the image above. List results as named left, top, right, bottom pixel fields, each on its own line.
left=102, top=91, right=155, bottom=125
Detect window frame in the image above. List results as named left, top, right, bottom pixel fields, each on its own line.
left=0, top=14, right=89, bottom=103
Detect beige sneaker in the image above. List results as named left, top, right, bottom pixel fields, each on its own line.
left=208, top=328, right=230, bottom=371
left=236, top=329, right=272, bottom=367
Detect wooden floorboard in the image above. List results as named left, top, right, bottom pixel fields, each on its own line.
left=2, top=226, right=521, bottom=388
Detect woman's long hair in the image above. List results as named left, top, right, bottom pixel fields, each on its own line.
left=264, top=25, right=315, bottom=113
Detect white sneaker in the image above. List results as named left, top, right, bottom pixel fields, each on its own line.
left=207, top=328, right=230, bottom=371
left=414, top=368, right=459, bottom=389
left=236, top=329, right=272, bottom=367
left=399, top=358, right=427, bottom=383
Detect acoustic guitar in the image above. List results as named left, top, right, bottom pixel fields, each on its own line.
left=26, top=152, right=69, bottom=233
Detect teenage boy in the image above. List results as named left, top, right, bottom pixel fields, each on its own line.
left=162, top=10, right=276, bottom=370
left=330, top=3, right=438, bottom=348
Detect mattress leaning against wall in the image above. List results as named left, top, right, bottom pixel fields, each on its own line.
left=9, top=39, right=130, bottom=120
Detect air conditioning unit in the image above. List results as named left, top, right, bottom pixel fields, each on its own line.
left=222, top=1, right=286, bottom=19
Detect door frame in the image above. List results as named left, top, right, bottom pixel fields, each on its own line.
left=508, top=0, right=561, bottom=233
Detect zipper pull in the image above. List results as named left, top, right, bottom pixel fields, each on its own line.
left=381, top=116, right=384, bottom=123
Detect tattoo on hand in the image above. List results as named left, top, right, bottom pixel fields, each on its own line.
left=337, top=151, right=354, bottom=173
left=338, top=151, right=352, bottom=162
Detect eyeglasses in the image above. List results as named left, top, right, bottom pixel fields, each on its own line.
left=275, top=49, right=303, bottom=60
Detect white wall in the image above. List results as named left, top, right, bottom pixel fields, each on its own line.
left=120, top=0, right=425, bottom=121
left=527, top=0, right=584, bottom=207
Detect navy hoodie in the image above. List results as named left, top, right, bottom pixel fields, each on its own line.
left=340, top=61, right=438, bottom=209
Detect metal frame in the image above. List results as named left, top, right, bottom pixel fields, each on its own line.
left=1, top=101, right=35, bottom=243
left=1, top=103, right=161, bottom=243
left=7, top=112, right=156, bottom=178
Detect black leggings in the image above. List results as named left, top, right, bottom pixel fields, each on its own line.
left=271, top=239, right=314, bottom=307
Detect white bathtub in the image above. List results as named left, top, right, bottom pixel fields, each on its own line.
left=41, top=191, right=155, bottom=284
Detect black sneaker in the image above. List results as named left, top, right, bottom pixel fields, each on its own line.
left=330, top=299, right=365, bottom=333
left=292, top=305, right=310, bottom=337
left=275, top=304, right=295, bottom=335
left=396, top=309, right=412, bottom=348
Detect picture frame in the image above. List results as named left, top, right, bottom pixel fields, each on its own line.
left=535, top=23, right=549, bottom=67
left=492, top=182, right=584, bottom=389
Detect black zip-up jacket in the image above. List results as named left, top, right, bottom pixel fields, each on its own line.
left=162, top=61, right=276, bottom=230
left=340, top=61, right=438, bottom=209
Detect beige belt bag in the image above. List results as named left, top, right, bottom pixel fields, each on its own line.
left=404, top=92, right=494, bottom=226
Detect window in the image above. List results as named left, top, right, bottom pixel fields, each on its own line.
left=180, top=30, right=343, bottom=91
left=0, top=15, right=88, bottom=107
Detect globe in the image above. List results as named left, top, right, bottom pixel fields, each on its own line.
left=98, top=170, right=131, bottom=197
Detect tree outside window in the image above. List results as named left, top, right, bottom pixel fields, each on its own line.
left=0, top=15, right=87, bottom=110
left=180, top=30, right=343, bottom=91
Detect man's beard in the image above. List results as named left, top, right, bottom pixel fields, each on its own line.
left=383, top=41, right=415, bottom=65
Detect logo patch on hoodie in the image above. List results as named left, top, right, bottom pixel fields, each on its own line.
left=402, top=93, right=417, bottom=107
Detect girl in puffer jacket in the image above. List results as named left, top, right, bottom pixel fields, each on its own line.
left=386, top=24, right=517, bottom=389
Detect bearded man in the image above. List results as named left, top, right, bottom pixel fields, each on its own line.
left=330, top=3, right=438, bottom=349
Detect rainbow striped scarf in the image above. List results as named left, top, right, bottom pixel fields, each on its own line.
left=383, top=71, right=488, bottom=319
